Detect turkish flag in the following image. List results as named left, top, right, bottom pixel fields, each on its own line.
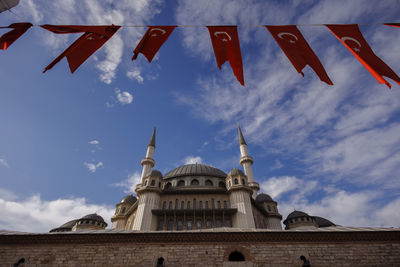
left=207, top=26, right=244, bottom=86
left=132, top=26, right=176, bottom=62
left=384, top=23, right=400, bottom=28
left=0, top=23, right=32, bottom=50
left=326, top=24, right=400, bottom=88
left=41, top=25, right=120, bottom=73
left=266, top=25, right=333, bottom=85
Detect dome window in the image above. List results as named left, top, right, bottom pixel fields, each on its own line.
left=177, top=180, right=185, bottom=187
left=122, top=207, right=126, bottom=213
left=151, top=180, right=155, bottom=186
left=205, top=180, right=213, bottom=186
left=219, top=181, right=225, bottom=187
left=241, top=179, right=245, bottom=185
left=164, top=182, right=172, bottom=189
left=234, top=179, right=238, bottom=185
left=191, top=179, right=199, bottom=186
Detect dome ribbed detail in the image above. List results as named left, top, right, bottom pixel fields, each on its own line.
left=255, top=193, right=273, bottom=203
left=120, top=195, right=137, bottom=204
left=164, top=164, right=227, bottom=179
left=228, top=168, right=245, bottom=176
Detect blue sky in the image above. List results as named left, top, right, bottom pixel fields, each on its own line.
left=1, top=0, right=400, bottom=232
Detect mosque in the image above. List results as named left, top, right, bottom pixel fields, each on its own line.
left=50, top=127, right=334, bottom=233
left=1, top=128, right=399, bottom=266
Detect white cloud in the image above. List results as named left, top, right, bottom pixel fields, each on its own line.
left=127, top=68, right=144, bottom=83
left=89, top=140, right=99, bottom=145
left=15, top=0, right=163, bottom=84
left=112, top=171, right=141, bottom=194
left=0, top=158, right=9, bottom=168
left=84, top=161, right=104, bottom=173
left=0, top=189, right=114, bottom=232
left=0, top=188, right=17, bottom=201
left=260, top=176, right=317, bottom=200
left=115, top=89, right=133, bottom=105
left=183, top=156, right=203, bottom=165
left=270, top=159, right=283, bottom=170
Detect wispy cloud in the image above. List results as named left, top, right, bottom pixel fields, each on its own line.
left=84, top=161, right=103, bottom=173
left=0, top=188, right=114, bottom=232
left=183, top=156, right=203, bottom=165
left=112, top=171, right=141, bottom=194
left=115, top=89, right=133, bottom=105
left=127, top=67, right=144, bottom=83
left=0, top=157, right=9, bottom=168
left=89, top=140, right=99, bottom=145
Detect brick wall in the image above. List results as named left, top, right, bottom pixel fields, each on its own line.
left=1, top=230, right=399, bottom=266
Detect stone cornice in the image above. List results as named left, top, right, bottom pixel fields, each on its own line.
left=1, top=230, right=399, bottom=245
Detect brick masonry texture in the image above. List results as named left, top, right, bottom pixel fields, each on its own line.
left=1, top=230, right=400, bottom=266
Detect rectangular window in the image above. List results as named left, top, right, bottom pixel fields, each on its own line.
left=196, top=220, right=202, bottom=229
left=181, top=201, right=185, bottom=209
left=157, top=220, right=164, bottom=231
left=211, top=199, right=215, bottom=209
left=193, top=199, right=196, bottom=209
left=206, top=219, right=212, bottom=229
left=224, top=200, right=227, bottom=208
left=217, top=201, right=221, bottom=209
left=226, top=219, right=232, bottom=227
left=199, top=201, right=203, bottom=209
left=167, top=220, right=173, bottom=230
left=162, top=201, right=166, bottom=210
left=187, top=220, right=192, bottom=230
left=187, top=201, right=191, bottom=209
left=169, top=201, right=172, bottom=209
left=205, top=201, right=209, bottom=209
left=177, top=220, right=183, bottom=231
left=175, top=199, right=179, bottom=209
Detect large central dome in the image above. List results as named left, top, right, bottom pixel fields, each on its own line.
left=164, top=164, right=227, bottom=179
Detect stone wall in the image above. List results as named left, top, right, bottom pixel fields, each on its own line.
left=1, top=230, right=399, bottom=266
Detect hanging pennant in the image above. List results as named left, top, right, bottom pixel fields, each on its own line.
left=132, top=26, right=176, bottom=62
left=326, top=24, right=400, bottom=88
left=266, top=25, right=333, bottom=85
left=384, top=23, right=400, bottom=28
left=207, top=26, right=245, bottom=86
left=41, top=24, right=120, bottom=73
left=0, top=22, right=32, bottom=50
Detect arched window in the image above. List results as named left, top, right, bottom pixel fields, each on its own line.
left=193, top=199, right=196, bottom=209
left=234, top=179, right=238, bottom=184
left=158, top=182, right=161, bottom=188
left=196, top=220, right=202, bottom=229
left=219, top=181, right=225, bottom=188
left=199, top=201, right=203, bottom=209
left=205, top=201, right=209, bottom=209
left=168, top=201, right=172, bottom=209
left=157, top=220, right=164, bottom=231
left=224, top=200, right=227, bottom=208
left=162, top=201, right=166, bottom=210
left=241, top=179, right=245, bottom=185
left=122, top=207, right=126, bottom=213
left=226, top=219, right=232, bottom=227
left=206, top=219, right=212, bottom=229
left=191, top=179, right=199, bottom=186
left=177, top=220, right=183, bottom=230
left=205, top=179, right=213, bottom=186
left=187, top=220, right=193, bottom=230
left=167, top=220, right=174, bottom=230
left=151, top=180, right=155, bottom=186
left=267, top=205, right=271, bottom=212
left=217, top=201, right=221, bottom=209
left=177, top=180, right=185, bottom=187
left=165, top=182, right=172, bottom=189
left=144, top=180, right=148, bottom=186
left=181, top=201, right=185, bottom=209
left=187, top=201, right=191, bottom=209
left=228, top=251, right=245, bottom=261
left=216, top=219, right=222, bottom=227
left=211, top=198, right=215, bottom=209
left=175, top=199, right=179, bottom=209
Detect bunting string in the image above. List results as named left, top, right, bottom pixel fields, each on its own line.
left=1, top=22, right=400, bottom=88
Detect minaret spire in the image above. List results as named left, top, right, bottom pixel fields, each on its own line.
left=238, top=125, right=247, bottom=146
left=139, top=127, right=156, bottom=184
left=238, top=126, right=259, bottom=198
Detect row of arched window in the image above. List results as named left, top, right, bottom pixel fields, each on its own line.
left=157, top=217, right=232, bottom=231
left=164, top=179, right=226, bottom=189
left=162, top=199, right=228, bottom=210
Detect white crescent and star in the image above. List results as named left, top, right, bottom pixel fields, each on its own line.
left=149, top=28, right=166, bottom=37
left=341, top=36, right=362, bottom=52
left=277, top=32, right=298, bottom=44
left=214, top=31, right=232, bottom=42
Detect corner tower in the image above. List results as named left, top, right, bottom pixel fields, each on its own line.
left=238, top=126, right=260, bottom=199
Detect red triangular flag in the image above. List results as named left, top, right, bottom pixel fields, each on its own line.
left=326, top=24, right=400, bottom=88
left=132, top=26, right=176, bottom=62
left=384, top=23, right=400, bottom=28
left=0, top=23, right=32, bottom=50
left=266, top=25, right=333, bottom=85
left=207, top=26, right=245, bottom=86
left=41, top=24, right=120, bottom=73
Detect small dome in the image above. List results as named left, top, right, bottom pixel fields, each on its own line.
left=149, top=169, right=163, bottom=178
left=49, top=219, right=78, bottom=232
left=120, top=195, right=137, bottom=204
left=228, top=168, right=245, bottom=176
left=314, top=216, right=335, bottom=227
left=81, top=213, right=106, bottom=223
left=286, top=210, right=310, bottom=220
left=255, top=193, right=273, bottom=203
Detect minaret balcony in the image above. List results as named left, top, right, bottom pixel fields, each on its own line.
left=239, top=155, right=253, bottom=165
left=141, top=157, right=155, bottom=167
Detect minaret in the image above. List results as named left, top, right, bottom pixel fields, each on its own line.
left=140, top=127, right=156, bottom=185
left=132, top=128, right=162, bottom=231
left=238, top=126, right=260, bottom=199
